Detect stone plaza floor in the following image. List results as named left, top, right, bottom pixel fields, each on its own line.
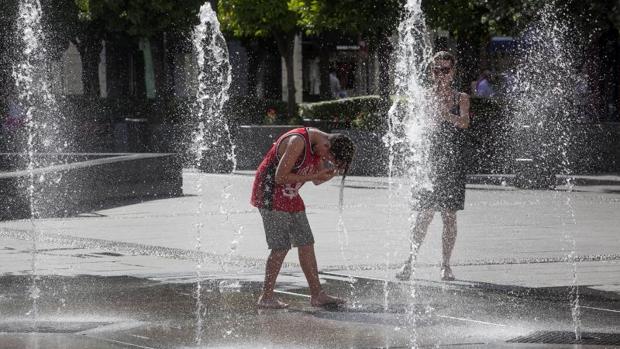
left=1, top=171, right=619, bottom=348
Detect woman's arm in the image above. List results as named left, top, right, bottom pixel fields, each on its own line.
left=275, top=136, right=334, bottom=185
left=456, top=93, right=470, bottom=128
left=441, top=93, right=470, bottom=129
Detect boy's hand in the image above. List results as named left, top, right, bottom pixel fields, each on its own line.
left=314, top=168, right=336, bottom=182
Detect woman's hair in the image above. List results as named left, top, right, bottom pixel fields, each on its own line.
left=433, top=51, right=457, bottom=68
left=328, top=133, right=356, bottom=177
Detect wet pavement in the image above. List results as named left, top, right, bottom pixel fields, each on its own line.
left=1, top=273, right=619, bottom=348
left=1, top=171, right=620, bottom=348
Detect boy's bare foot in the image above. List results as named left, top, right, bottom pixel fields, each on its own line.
left=310, top=291, right=346, bottom=307
left=257, top=296, right=289, bottom=309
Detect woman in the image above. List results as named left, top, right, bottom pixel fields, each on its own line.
left=396, top=51, right=470, bottom=281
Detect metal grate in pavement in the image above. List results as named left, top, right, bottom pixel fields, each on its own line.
left=507, top=331, right=620, bottom=345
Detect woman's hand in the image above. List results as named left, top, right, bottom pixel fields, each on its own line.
left=435, top=93, right=470, bottom=129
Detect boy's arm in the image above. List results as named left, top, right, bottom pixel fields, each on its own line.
left=275, top=136, right=334, bottom=185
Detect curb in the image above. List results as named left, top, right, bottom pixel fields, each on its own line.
left=235, top=171, right=620, bottom=187
left=467, top=174, right=620, bottom=187
left=319, top=271, right=620, bottom=303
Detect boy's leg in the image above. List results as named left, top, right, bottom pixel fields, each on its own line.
left=257, top=208, right=293, bottom=308
left=261, top=249, right=289, bottom=299
left=298, top=244, right=345, bottom=306
left=297, top=244, right=321, bottom=296
left=258, top=248, right=290, bottom=308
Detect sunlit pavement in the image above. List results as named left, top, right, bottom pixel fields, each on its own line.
left=1, top=171, right=619, bottom=348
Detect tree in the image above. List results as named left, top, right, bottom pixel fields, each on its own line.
left=292, top=0, right=404, bottom=100
left=423, top=0, right=619, bottom=79
left=422, top=0, right=496, bottom=86
left=293, top=0, right=403, bottom=44
left=218, top=0, right=301, bottom=118
left=79, top=0, right=205, bottom=37
left=75, top=0, right=205, bottom=98
left=43, top=0, right=105, bottom=98
left=0, top=2, right=19, bottom=97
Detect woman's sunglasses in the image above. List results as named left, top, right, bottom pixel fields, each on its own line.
left=432, top=67, right=452, bottom=75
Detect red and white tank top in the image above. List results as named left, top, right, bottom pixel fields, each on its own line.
left=250, top=127, right=321, bottom=212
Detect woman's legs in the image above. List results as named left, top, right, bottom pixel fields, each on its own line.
left=396, top=209, right=434, bottom=280
left=440, top=210, right=458, bottom=280
left=409, top=209, right=435, bottom=261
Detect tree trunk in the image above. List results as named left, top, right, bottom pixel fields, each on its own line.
left=140, top=37, right=156, bottom=99
left=245, top=39, right=262, bottom=98
left=75, top=29, right=102, bottom=98
left=262, top=39, right=282, bottom=100
left=456, top=37, right=479, bottom=93
left=133, top=46, right=147, bottom=99
left=106, top=34, right=133, bottom=99
left=160, top=32, right=175, bottom=99
left=318, top=35, right=332, bottom=100
left=274, top=32, right=297, bottom=119
left=376, top=33, right=392, bottom=105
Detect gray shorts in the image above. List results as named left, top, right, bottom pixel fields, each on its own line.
left=259, top=209, right=314, bottom=250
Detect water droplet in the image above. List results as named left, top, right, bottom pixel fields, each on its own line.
left=218, top=280, right=241, bottom=293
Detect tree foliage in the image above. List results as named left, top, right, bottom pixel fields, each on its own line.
left=291, top=0, right=403, bottom=40
left=77, top=0, right=205, bottom=38
left=289, top=0, right=405, bottom=51
left=422, top=0, right=620, bottom=43
left=218, top=0, right=303, bottom=117
left=563, top=0, right=620, bottom=37
left=218, top=0, right=300, bottom=38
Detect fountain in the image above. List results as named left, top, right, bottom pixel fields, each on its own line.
left=12, top=0, right=67, bottom=328
left=385, top=0, right=434, bottom=344
left=2, top=0, right=183, bottom=221
left=2, top=0, right=619, bottom=348
left=510, top=5, right=580, bottom=190
left=3, top=0, right=184, bottom=340
left=190, top=2, right=236, bottom=175
left=377, top=0, right=591, bottom=345
left=189, top=2, right=236, bottom=345
left=508, top=3, right=583, bottom=340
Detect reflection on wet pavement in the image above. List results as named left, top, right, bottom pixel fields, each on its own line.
left=1, top=274, right=619, bottom=348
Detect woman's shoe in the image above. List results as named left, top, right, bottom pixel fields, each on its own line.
left=395, top=262, right=412, bottom=281
left=440, top=265, right=455, bottom=281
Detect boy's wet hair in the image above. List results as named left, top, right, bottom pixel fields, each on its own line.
left=328, top=133, right=355, bottom=176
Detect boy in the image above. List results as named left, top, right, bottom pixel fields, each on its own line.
left=251, top=127, right=355, bottom=309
